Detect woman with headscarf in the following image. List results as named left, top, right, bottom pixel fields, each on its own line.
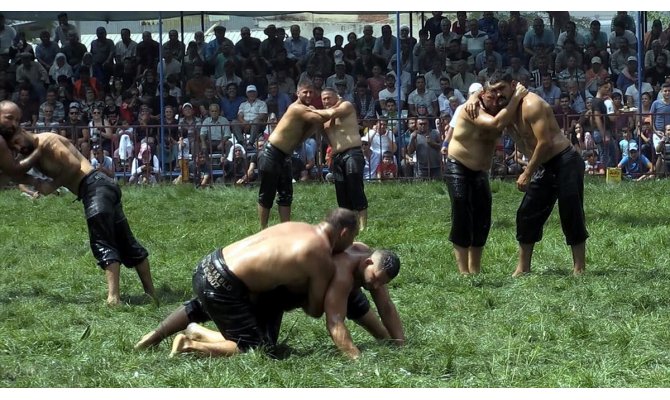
left=49, top=52, right=73, bottom=84
left=74, top=52, right=94, bottom=80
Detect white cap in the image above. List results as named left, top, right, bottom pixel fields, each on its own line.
left=468, top=83, right=483, bottom=96
left=246, top=85, right=257, bottom=93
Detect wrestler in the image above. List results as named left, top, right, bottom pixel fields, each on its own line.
left=134, top=208, right=360, bottom=357
left=446, top=75, right=528, bottom=275
left=257, top=79, right=329, bottom=229
left=468, top=73, right=588, bottom=276
left=4, top=126, right=156, bottom=305
left=0, top=101, right=43, bottom=186
left=309, top=88, right=369, bottom=230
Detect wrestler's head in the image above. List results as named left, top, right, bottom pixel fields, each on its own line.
left=361, top=249, right=400, bottom=290
left=485, top=72, right=516, bottom=110
left=8, top=128, right=35, bottom=155
left=321, top=87, right=340, bottom=108
left=0, top=100, right=21, bottom=141
left=325, top=207, right=359, bottom=253
left=296, top=79, right=315, bottom=106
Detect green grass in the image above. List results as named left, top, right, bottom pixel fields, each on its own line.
left=1, top=178, right=670, bottom=387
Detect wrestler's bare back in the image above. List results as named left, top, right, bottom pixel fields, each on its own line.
left=268, top=100, right=324, bottom=154
left=222, top=222, right=335, bottom=293
left=32, top=132, right=93, bottom=196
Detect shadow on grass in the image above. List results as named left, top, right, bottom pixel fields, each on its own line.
left=594, top=210, right=668, bottom=228
left=123, top=284, right=190, bottom=306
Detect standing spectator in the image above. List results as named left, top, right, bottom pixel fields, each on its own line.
left=452, top=11, right=469, bottom=38
left=136, top=31, right=160, bottom=76
left=556, top=20, right=586, bottom=51
left=114, top=29, right=137, bottom=78
left=372, top=25, right=397, bottom=64
left=53, top=12, right=77, bottom=46
left=35, top=31, right=60, bottom=74
left=423, top=12, right=444, bottom=41
left=608, top=16, right=637, bottom=52
left=651, top=83, right=670, bottom=139
left=307, top=26, right=331, bottom=56
left=592, top=80, right=616, bottom=167
left=90, top=27, right=115, bottom=89
left=478, top=11, right=499, bottom=45
left=162, top=29, right=185, bottom=62
left=356, top=25, right=376, bottom=56
left=406, top=117, right=442, bottom=178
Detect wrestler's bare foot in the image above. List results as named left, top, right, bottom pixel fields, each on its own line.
left=170, top=333, right=191, bottom=357
left=512, top=268, right=530, bottom=278
left=573, top=267, right=585, bottom=276
left=107, top=295, right=121, bottom=306
left=134, top=330, right=161, bottom=350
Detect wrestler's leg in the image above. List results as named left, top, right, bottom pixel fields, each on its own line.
left=571, top=241, right=586, bottom=276
left=278, top=205, right=291, bottom=223
left=134, top=305, right=191, bottom=349
left=134, top=258, right=157, bottom=302
left=170, top=333, right=240, bottom=358
left=467, top=247, right=483, bottom=275
left=513, top=243, right=535, bottom=277
left=453, top=246, right=470, bottom=275
left=104, top=262, right=121, bottom=305
left=357, top=209, right=367, bottom=231
left=183, top=322, right=225, bottom=343
left=258, top=204, right=271, bottom=230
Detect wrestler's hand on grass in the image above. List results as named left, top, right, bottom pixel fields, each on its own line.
left=34, top=179, right=58, bottom=196
left=516, top=171, right=531, bottom=192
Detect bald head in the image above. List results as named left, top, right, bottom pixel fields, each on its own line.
left=0, top=100, right=22, bottom=140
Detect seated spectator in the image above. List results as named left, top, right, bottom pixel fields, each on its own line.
left=617, top=143, right=653, bottom=181
left=222, top=143, right=248, bottom=184
left=200, top=103, right=232, bottom=154
left=16, top=85, right=39, bottom=128
left=557, top=56, right=585, bottom=94
left=504, top=56, right=531, bottom=83
left=55, top=75, right=74, bottom=107
left=378, top=72, right=405, bottom=110
left=130, top=143, right=161, bottom=185
left=90, top=145, right=115, bottom=178
left=39, top=86, right=66, bottom=123
left=532, top=75, right=561, bottom=107
left=265, top=81, right=291, bottom=120
left=450, top=60, right=477, bottom=96
left=608, top=17, right=637, bottom=52
left=375, top=150, right=397, bottom=180
left=653, top=124, right=670, bottom=174
left=584, top=56, right=609, bottom=97
left=408, top=75, right=439, bottom=118
left=87, top=105, right=113, bottom=151
left=182, top=40, right=204, bottom=82
left=583, top=150, right=605, bottom=175
left=352, top=82, right=376, bottom=127
left=619, top=125, right=636, bottom=160
left=114, top=119, right=135, bottom=171
left=554, top=93, right=579, bottom=133
left=15, top=52, right=50, bottom=102
left=275, top=69, right=296, bottom=98
left=173, top=151, right=212, bottom=187
left=215, top=60, right=242, bottom=98
left=233, top=85, right=268, bottom=148
left=326, top=61, right=355, bottom=95
left=644, top=39, right=670, bottom=70
left=219, top=83, right=245, bottom=123
left=72, top=68, right=100, bottom=102
left=49, top=53, right=72, bottom=84
left=291, top=136, right=318, bottom=182
left=184, top=63, right=214, bottom=102
left=34, top=103, right=60, bottom=133
left=367, top=65, right=386, bottom=100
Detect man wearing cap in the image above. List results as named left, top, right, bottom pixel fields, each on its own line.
left=326, top=61, right=354, bottom=94
left=610, top=38, right=636, bottom=83
left=378, top=72, right=406, bottom=110
left=466, top=73, right=589, bottom=277
left=233, top=85, right=268, bottom=148
left=307, top=26, right=331, bottom=56
left=308, top=88, right=370, bottom=230
left=617, top=143, right=653, bottom=181
left=256, top=79, right=330, bottom=229
left=1, top=101, right=157, bottom=305
left=584, top=56, right=609, bottom=97
left=445, top=77, right=527, bottom=274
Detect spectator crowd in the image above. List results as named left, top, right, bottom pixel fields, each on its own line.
left=2, top=11, right=670, bottom=185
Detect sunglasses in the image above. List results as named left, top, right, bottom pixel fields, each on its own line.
left=92, top=111, right=101, bottom=114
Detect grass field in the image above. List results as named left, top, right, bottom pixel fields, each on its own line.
left=1, top=178, right=670, bottom=388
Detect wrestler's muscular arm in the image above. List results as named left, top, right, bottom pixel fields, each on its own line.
left=35, top=135, right=81, bottom=195
left=369, top=286, right=405, bottom=345
left=308, top=101, right=355, bottom=121
left=0, top=135, right=42, bottom=179
left=469, top=84, right=528, bottom=134
left=516, top=100, right=556, bottom=192
left=324, top=266, right=360, bottom=359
